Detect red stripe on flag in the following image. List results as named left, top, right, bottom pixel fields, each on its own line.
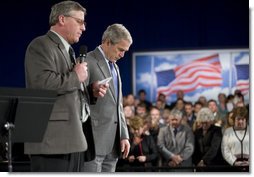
left=157, top=54, right=222, bottom=96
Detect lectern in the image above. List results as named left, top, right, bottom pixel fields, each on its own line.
left=0, top=87, right=57, bottom=172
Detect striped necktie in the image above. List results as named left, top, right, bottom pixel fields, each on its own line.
left=69, top=46, right=76, bottom=65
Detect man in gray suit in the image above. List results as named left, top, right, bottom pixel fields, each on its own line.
left=24, top=1, right=107, bottom=172
left=84, top=24, right=132, bottom=172
left=157, top=110, right=194, bottom=172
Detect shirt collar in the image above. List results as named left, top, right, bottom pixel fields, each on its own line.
left=50, top=30, right=70, bottom=53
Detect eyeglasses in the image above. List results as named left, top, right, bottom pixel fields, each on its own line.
left=65, top=15, right=86, bottom=26
left=235, top=117, right=246, bottom=121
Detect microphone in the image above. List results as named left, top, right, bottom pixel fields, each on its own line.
left=79, top=45, right=88, bottom=63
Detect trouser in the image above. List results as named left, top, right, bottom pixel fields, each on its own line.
left=30, top=152, right=84, bottom=172
left=83, top=152, right=118, bottom=172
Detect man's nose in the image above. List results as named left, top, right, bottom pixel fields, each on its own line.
left=81, top=25, right=86, bottom=31
left=119, top=51, right=125, bottom=58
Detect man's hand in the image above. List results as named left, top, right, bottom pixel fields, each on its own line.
left=171, top=154, right=183, bottom=165
left=121, top=139, right=130, bottom=159
left=197, top=160, right=206, bottom=167
left=128, top=155, right=135, bottom=162
left=168, top=160, right=177, bottom=167
left=92, top=81, right=109, bottom=97
left=74, top=62, right=88, bottom=82
left=136, top=156, right=146, bottom=162
left=234, top=160, right=249, bottom=166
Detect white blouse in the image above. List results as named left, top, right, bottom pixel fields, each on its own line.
left=221, top=126, right=249, bottom=165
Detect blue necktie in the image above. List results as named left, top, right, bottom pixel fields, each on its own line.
left=109, top=61, right=118, bottom=97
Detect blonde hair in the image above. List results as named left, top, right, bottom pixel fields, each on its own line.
left=129, top=116, right=144, bottom=130
left=196, top=107, right=214, bottom=122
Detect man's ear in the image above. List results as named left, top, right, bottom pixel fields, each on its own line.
left=106, top=40, right=111, bottom=46
left=58, top=15, right=66, bottom=26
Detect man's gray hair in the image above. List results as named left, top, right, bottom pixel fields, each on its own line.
left=171, top=109, right=183, bottom=119
left=49, top=1, right=86, bottom=26
left=102, top=23, right=133, bottom=45
left=196, top=107, right=214, bottom=122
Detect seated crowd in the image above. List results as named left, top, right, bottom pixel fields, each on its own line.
left=117, top=89, right=249, bottom=172
left=0, top=89, right=249, bottom=172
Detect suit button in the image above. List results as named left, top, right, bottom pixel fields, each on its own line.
left=114, top=121, right=118, bottom=124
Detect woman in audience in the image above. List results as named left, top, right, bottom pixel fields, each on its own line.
left=123, top=105, right=135, bottom=126
left=217, top=93, right=228, bottom=119
left=221, top=107, right=249, bottom=171
left=198, top=96, right=208, bottom=107
left=149, top=106, right=165, bottom=143
left=192, top=107, right=226, bottom=171
left=127, top=116, right=158, bottom=171
left=224, top=111, right=234, bottom=129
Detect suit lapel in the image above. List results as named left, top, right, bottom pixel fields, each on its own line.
left=93, top=48, right=117, bottom=102
left=46, top=31, right=72, bottom=70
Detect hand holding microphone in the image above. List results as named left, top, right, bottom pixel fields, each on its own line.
left=73, top=45, right=88, bottom=82
left=74, top=62, right=88, bottom=82
left=74, top=45, right=109, bottom=97
left=78, top=45, right=88, bottom=63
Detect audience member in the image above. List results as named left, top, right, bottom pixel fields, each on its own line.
left=182, top=102, right=196, bottom=128
left=169, top=90, right=186, bottom=109
left=136, top=102, right=148, bottom=119
left=193, top=101, right=203, bottom=116
left=137, top=89, right=152, bottom=111
left=157, top=110, right=194, bottom=172
left=198, top=95, right=208, bottom=107
left=217, top=93, right=228, bottom=119
left=127, top=116, right=158, bottom=171
left=171, top=98, right=185, bottom=114
left=192, top=108, right=226, bottom=171
left=208, top=99, right=225, bottom=130
left=125, top=94, right=136, bottom=111
left=221, top=107, right=249, bottom=171
left=149, top=107, right=165, bottom=144
left=157, top=93, right=171, bottom=110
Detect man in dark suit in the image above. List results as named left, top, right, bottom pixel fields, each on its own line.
left=84, top=24, right=132, bottom=172
left=24, top=1, right=107, bottom=172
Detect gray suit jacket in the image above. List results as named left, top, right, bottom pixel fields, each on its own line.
left=86, top=47, right=129, bottom=156
left=157, top=124, right=194, bottom=166
left=24, top=31, right=87, bottom=154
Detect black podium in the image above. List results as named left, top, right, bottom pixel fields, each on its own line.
left=0, top=87, right=57, bottom=172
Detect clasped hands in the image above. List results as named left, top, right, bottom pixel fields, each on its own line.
left=128, top=155, right=146, bottom=163
left=168, top=154, right=183, bottom=167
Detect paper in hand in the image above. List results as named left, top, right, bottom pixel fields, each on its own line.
left=98, top=77, right=112, bottom=85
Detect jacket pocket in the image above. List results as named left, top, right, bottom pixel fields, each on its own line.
left=49, top=111, right=69, bottom=121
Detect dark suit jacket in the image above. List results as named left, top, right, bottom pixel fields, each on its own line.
left=193, top=125, right=224, bottom=166
left=24, top=31, right=91, bottom=154
left=129, top=135, right=158, bottom=166
left=86, top=47, right=129, bottom=157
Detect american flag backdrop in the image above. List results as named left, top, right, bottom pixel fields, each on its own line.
left=133, top=49, right=249, bottom=103
left=234, top=64, right=249, bottom=95
left=155, top=54, right=223, bottom=96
